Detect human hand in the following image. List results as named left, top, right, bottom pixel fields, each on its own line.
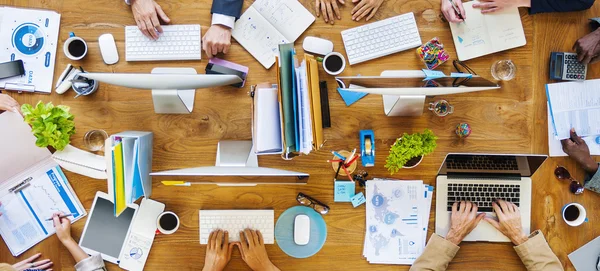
left=484, top=200, right=528, bottom=245
left=202, top=25, right=232, bottom=59
left=441, top=0, right=466, bottom=23
left=561, top=128, right=599, bottom=174
left=0, top=94, right=21, bottom=114
left=351, top=0, right=384, bottom=21
left=472, top=0, right=530, bottom=14
left=445, top=201, right=485, bottom=245
left=237, top=229, right=279, bottom=271
left=12, top=253, right=53, bottom=271
left=202, top=230, right=234, bottom=271
left=52, top=212, right=74, bottom=245
left=315, top=0, right=344, bottom=25
left=131, top=0, right=170, bottom=40
left=573, top=28, right=600, bottom=64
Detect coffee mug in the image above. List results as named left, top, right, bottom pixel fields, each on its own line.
left=63, top=32, right=88, bottom=60
left=322, top=52, right=346, bottom=76
left=562, top=203, right=587, bottom=227
left=157, top=211, right=180, bottom=234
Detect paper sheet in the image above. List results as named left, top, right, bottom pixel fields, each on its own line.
left=547, top=104, right=600, bottom=156
left=254, top=0, right=315, bottom=42
left=255, top=87, right=283, bottom=153
left=547, top=79, right=600, bottom=139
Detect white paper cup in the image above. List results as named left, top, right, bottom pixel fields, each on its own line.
left=562, top=203, right=587, bottom=227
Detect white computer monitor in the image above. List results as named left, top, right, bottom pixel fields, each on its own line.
left=79, top=68, right=243, bottom=114
left=336, top=70, right=500, bottom=116
left=150, top=141, right=309, bottom=186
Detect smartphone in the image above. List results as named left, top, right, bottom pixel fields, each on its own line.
left=0, top=60, right=25, bottom=80
left=205, top=63, right=246, bottom=88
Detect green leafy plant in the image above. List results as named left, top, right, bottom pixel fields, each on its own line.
left=385, top=129, right=438, bottom=174
left=21, top=101, right=76, bottom=151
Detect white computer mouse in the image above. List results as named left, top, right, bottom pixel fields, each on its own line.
left=294, top=214, right=310, bottom=245
left=302, top=36, right=334, bottom=56
left=98, top=34, right=119, bottom=65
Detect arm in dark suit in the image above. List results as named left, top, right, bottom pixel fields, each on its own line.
left=211, top=0, right=244, bottom=19
left=529, top=0, right=595, bottom=14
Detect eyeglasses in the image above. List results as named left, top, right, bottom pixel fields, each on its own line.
left=452, top=60, right=477, bottom=87
left=554, top=166, right=584, bottom=195
left=297, top=193, right=330, bottom=215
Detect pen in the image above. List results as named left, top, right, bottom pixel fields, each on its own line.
left=45, top=213, right=74, bottom=221
left=449, top=0, right=464, bottom=20
left=332, top=151, right=347, bottom=160
left=341, top=164, right=355, bottom=182
left=334, top=162, right=343, bottom=180
left=345, top=154, right=360, bottom=167
left=345, top=148, right=357, bottom=164
left=328, top=159, right=343, bottom=163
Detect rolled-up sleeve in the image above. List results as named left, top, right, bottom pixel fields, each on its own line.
left=513, top=230, right=563, bottom=271
left=74, top=254, right=107, bottom=271
left=410, top=234, right=460, bottom=271
left=583, top=164, right=600, bottom=193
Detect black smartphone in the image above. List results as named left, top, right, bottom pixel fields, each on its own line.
left=205, top=63, right=246, bottom=88
left=0, top=60, right=25, bottom=80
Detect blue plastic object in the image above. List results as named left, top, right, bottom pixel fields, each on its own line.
left=275, top=206, right=327, bottom=258
left=337, top=88, right=368, bottom=106
left=360, top=130, right=375, bottom=167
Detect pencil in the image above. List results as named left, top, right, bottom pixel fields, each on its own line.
left=334, top=162, right=343, bottom=180
left=345, top=149, right=357, bottom=164
left=332, top=151, right=346, bottom=160
left=341, top=164, right=355, bottom=182
left=328, top=159, right=343, bottom=163
left=345, top=154, right=360, bottom=167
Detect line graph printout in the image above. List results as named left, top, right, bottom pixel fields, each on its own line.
left=0, top=162, right=85, bottom=256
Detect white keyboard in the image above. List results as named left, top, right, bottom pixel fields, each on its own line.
left=125, top=24, right=202, bottom=61
left=341, top=12, right=422, bottom=65
left=199, top=210, right=274, bottom=245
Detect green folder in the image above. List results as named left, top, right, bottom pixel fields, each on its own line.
left=279, top=43, right=296, bottom=151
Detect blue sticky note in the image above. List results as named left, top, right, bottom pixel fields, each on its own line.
left=337, top=88, right=368, bottom=106
left=351, top=192, right=366, bottom=208
left=450, top=72, right=473, bottom=78
left=334, top=181, right=356, bottom=202
left=422, top=69, right=446, bottom=81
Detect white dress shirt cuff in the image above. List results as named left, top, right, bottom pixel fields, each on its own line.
left=211, top=14, right=236, bottom=29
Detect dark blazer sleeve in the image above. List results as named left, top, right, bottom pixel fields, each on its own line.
left=529, top=0, right=595, bottom=14
left=211, top=0, right=244, bottom=19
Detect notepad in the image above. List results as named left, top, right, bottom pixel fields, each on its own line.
left=449, top=1, right=526, bottom=61
left=232, top=0, right=315, bottom=69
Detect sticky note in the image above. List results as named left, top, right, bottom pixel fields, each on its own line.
left=334, top=181, right=356, bottom=202
left=351, top=192, right=366, bottom=208
left=422, top=69, right=446, bottom=81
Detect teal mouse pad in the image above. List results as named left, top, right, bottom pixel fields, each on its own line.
left=275, top=206, right=327, bottom=258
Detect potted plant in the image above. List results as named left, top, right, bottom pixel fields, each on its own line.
left=385, top=129, right=438, bottom=174
left=21, top=101, right=76, bottom=151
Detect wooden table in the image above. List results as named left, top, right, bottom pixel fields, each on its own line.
left=1, top=0, right=599, bottom=270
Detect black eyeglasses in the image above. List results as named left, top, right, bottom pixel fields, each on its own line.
left=554, top=166, right=584, bottom=195
left=297, top=193, right=329, bottom=215
left=452, top=60, right=476, bottom=87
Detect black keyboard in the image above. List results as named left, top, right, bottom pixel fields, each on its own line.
left=446, top=155, right=518, bottom=171
left=446, top=183, right=520, bottom=212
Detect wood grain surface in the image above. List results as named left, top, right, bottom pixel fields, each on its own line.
left=0, top=0, right=598, bottom=270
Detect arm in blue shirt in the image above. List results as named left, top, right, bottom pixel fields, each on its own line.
left=584, top=164, right=600, bottom=193
left=211, top=0, right=244, bottom=19
left=529, top=0, right=595, bottom=14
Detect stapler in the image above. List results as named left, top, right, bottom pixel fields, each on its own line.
left=360, top=130, right=375, bottom=167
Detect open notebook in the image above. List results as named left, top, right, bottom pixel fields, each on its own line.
left=449, top=1, right=526, bottom=61
left=232, top=0, right=315, bottom=69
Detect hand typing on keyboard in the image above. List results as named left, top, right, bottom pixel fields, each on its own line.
left=351, top=0, right=385, bottom=22
left=202, top=229, right=280, bottom=271
left=484, top=200, right=529, bottom=246
left=130, top=0, right=171, bottom=40
left=445, top=201, right=485, bottom=245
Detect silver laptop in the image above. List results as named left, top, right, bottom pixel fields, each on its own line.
left=435, top=153, right=547, bottom=242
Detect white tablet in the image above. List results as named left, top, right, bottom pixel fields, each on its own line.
left=79, top=192, right=138, bottom=264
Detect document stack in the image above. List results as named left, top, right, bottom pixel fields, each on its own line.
left=252, top=43, right=324, bottom=159
left=106, top=131, right=153, bottom=216
left=363, top=179, right=433, bottom=265
left=546, top=79, right=600, bottom=156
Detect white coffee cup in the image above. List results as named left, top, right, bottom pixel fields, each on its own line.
left=322, top=52, right=346, bottom=76
left=63, top=32, right=88, bottom=60
left=156, top=211, right=180, bottom=234
left=562, top=203, right=587, bottom=227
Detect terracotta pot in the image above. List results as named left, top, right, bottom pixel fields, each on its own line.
left=402, top=155, right=423, bottom=169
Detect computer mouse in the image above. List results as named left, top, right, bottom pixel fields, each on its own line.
left=302, top=36, right=334, bottom=56
left=294, top=214, right=310, bottom=245
left=98, top=34, right=119, bottom=65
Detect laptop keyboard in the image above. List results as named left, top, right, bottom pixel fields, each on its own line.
left=447, top=183, right=520, bottom=212
left=446, top=155, right=519, bottom=170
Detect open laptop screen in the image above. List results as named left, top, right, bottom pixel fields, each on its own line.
left=438, top=154, right=548, bottom=177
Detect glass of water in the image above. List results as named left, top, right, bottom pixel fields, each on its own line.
left=84, top=130, right=108, bottom=152
left=491, top=60, right=516, bottom=81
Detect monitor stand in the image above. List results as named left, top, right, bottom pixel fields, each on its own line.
left=151, top=67, right=196, bottom=114
left=381, top=70, right=427, bottom=117
left=215, top=141, right=258, bottom=168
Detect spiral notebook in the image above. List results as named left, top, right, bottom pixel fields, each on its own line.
left=52, top=145, right=107, bottom=179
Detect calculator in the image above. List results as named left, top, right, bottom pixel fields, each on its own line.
left=549, top=52, right=587, bottom=81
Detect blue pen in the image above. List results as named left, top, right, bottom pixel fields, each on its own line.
left=332, top=151, right=347, bottom=160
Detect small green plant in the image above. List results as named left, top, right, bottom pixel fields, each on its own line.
left=385, top=129, right=438, bottom=174
left=21, top=101, right=76, bottom=151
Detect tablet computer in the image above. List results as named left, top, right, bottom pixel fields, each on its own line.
left=79, top=191, right=138, bottom=264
